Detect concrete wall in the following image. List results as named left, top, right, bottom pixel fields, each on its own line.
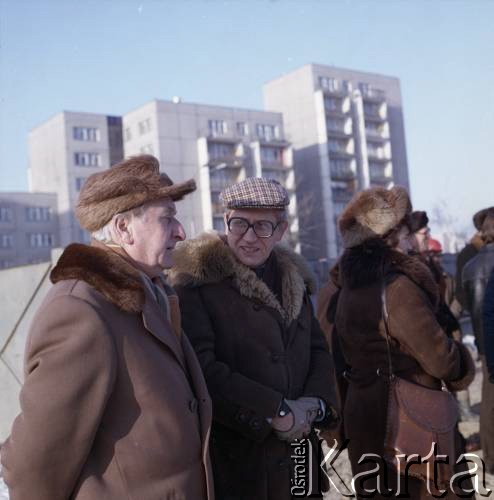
left=0, top=250, right=63, bottom=442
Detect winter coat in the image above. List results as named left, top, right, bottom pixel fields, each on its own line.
left=169, top=233, right=339, bottom=500
left=335, top=244, right=475, bottom=500
left=1, top=242, right=214, bottom=500
left=483, top=269, right=494, bottom=380
left=462, top=243, right=494, bottom=354
left=455, top=236, right=482, bottom=310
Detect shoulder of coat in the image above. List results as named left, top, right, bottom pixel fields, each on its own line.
left=273, top=244, right=317, bottom=295
left=169, top=231, right=236, bottom=288
left=49, top=243, right=144, bottom=313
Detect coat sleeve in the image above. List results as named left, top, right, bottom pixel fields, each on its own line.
left=386, top=276, right=464, bottom=384
left=177, top=285, right=283, bottom=442
left=302, top=294, right=340, bottom=425
left=483, top=270, right=494, bottom=380
left=1, top=294, right=117, bottom=500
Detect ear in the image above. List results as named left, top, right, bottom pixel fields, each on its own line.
left=113, top=214, right=134, bottom=245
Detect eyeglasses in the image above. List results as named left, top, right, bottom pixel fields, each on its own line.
left=227, top=217, right=280, bottom=238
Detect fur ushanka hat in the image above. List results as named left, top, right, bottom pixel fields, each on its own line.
left=338, top=186, right=412, bottom=249
left=473, top=206, right=494, bottom=231
left=76, top=155, right=196, bottom=232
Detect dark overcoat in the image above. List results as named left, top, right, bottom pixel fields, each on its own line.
left=1, top=243, right=214, bottom=500
left=335, top=245, right=475, bottom=500
left=170, top=233, right=339, bottom=500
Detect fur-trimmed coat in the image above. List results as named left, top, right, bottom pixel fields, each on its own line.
left=335, top=243, right=475, bottom=500
left=1, top=242, right=214, bottom=500
left=169, top=233, right=338, bottom=500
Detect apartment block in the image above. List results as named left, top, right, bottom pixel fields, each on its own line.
left=264, top=63, right=410, bottom=261
left=0, top=192, right=59, bottom=268
left=122, top=99, right=299, bottom=247
left=28, top=111, right=123, bottom=246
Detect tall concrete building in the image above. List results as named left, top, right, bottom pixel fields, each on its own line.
left=28, top=111, right=124, bottom=246
left=264, top=63, right=410, bottom=261
left=0, top=192, right=59, bottom=268
left=122, top=99, right=299, bottom=247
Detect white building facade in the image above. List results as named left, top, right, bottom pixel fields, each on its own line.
left=28, top=111, right=123, bottom=246
left=122, top=99, right=299, bottom=247
left=263, top=64, right=410, bottom=261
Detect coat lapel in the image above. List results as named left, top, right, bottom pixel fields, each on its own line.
left=141, top=287, right=186, bottom=371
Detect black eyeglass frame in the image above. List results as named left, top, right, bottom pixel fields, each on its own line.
left=226, top=217, right=281, bottom=238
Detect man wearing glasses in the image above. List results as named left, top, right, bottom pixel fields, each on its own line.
left=170, top=177, right=338, bottom=500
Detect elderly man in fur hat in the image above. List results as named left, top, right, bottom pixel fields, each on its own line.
left=1, top=155, right=214, bottom=500
left=169, top=177, right=339, bottom=500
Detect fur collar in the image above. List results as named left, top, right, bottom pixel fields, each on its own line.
left=339, top=242, right=439, bottom=307
left=169, top=232, right=316, bottom=323
left=50, top=243, right=145, bottom=313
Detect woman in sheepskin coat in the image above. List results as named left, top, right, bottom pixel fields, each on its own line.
left=334, top=186, right=475, bottom=500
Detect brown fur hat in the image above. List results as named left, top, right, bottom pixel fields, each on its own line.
left=473, top=206, right=494, bottom=231
left=76, top=155, right=196, bottom=232
left=338, top=186, right=412, bottom=248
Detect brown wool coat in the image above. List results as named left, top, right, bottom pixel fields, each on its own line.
left=1, top=243, right=214, bottom=500
left=335, top=246, right=475, bottom=500
left=169, top=233, right=339, bottom=500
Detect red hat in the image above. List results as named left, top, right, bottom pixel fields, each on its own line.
left=428, top=238, right=442, bottom=254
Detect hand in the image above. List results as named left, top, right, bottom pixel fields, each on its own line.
left=274, top=397, right=321, bottom=442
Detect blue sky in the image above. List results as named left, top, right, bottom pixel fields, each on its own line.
left=0, top=0, right=492, bottom=236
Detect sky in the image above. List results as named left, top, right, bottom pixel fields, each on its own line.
left=0, top=0, right=493, bottom=237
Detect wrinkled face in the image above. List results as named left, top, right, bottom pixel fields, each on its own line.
left=412, top=226, right=431, bottom=254
left=225, top=208, right=288, bottom=268
left=126, top=198, right=186, bottom=272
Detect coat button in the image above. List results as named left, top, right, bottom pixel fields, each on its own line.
left=189, top=398, right=198, bottom=412
left=253, top=304, right=261, bottom=311
left=271, top=353, right=281, bottom=363
left=249, top=417, right=261, bottom=430
left=237, top=411, right=248, bottom=423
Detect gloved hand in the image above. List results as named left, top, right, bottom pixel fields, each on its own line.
left=273, top=397, right=321, bottom=442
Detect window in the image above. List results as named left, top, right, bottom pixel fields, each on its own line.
left=212, top=217, right=225, bottom=232
left=256, top=124, right=279, bottom=141
left=208, top=120, right=227, bottom=137
left=140, top=144, right=154, bottom=154
left=208, top=142, right=234, bottom=160
left=74, top=152, right=101, bottom=167
left=0, top=260, right=13, bottom=269
left=75, top=178, right=86, bottom=191
left=28, top=233, right=54, bottom=248
left=26, top=206, right=51, bottom=222
left=0, top=233, right=14, bottom=248
left=260, top=146, right=283, bottom=163
left=319, top=76, right=339, bottom=92
left=73, top=127, right=100, bottom=142
left=263, top=170, right=285, bottom=184
left=138, top=118, right=152, bottom=135
left=236, top=122, right=249, bottom=136
left=0, top=206, right=13, bottom=222
left=124, top=127, right=132, bottom=142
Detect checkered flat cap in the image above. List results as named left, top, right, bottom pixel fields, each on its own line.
left=220, top=177, right=290, bottom=210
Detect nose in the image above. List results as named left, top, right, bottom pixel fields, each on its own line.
left=242, top=226, right=258, bottom=242
left=174, top=221, right=186, bottom=241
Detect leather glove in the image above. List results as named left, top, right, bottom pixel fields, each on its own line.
left=273, top=397, right=321, bottom=442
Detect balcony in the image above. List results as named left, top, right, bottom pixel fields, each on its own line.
left=207, top=141, right=244, bottom=168
left=363, top=102, right=387, bottom=121
left=369, top=162, right=393, bottom=183
left=327, top=117, right=353, bottom=138
left=361, top=87, right=386, bottom=102
left=365, top=121, right=389, bottom=140
left=330, top=161, right=356, bottom=181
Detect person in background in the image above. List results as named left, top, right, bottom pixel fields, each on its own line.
left=335, top=186, right=474, bottom=499
left=456, top=207, right=494, bottom=312
left=170, top=177, right=339, bottom=500
left=1, top=155, right=214, bottom=500
left=483, top=269, right=494, bottom=386
left=462, top=210, right=494, bottom=475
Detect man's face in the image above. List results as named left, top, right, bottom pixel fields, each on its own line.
left=126, top=198, right=185, bottom=272
left=412, top=226, right=430, bottom=254
left=225, top=208, right=287, bottom=268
